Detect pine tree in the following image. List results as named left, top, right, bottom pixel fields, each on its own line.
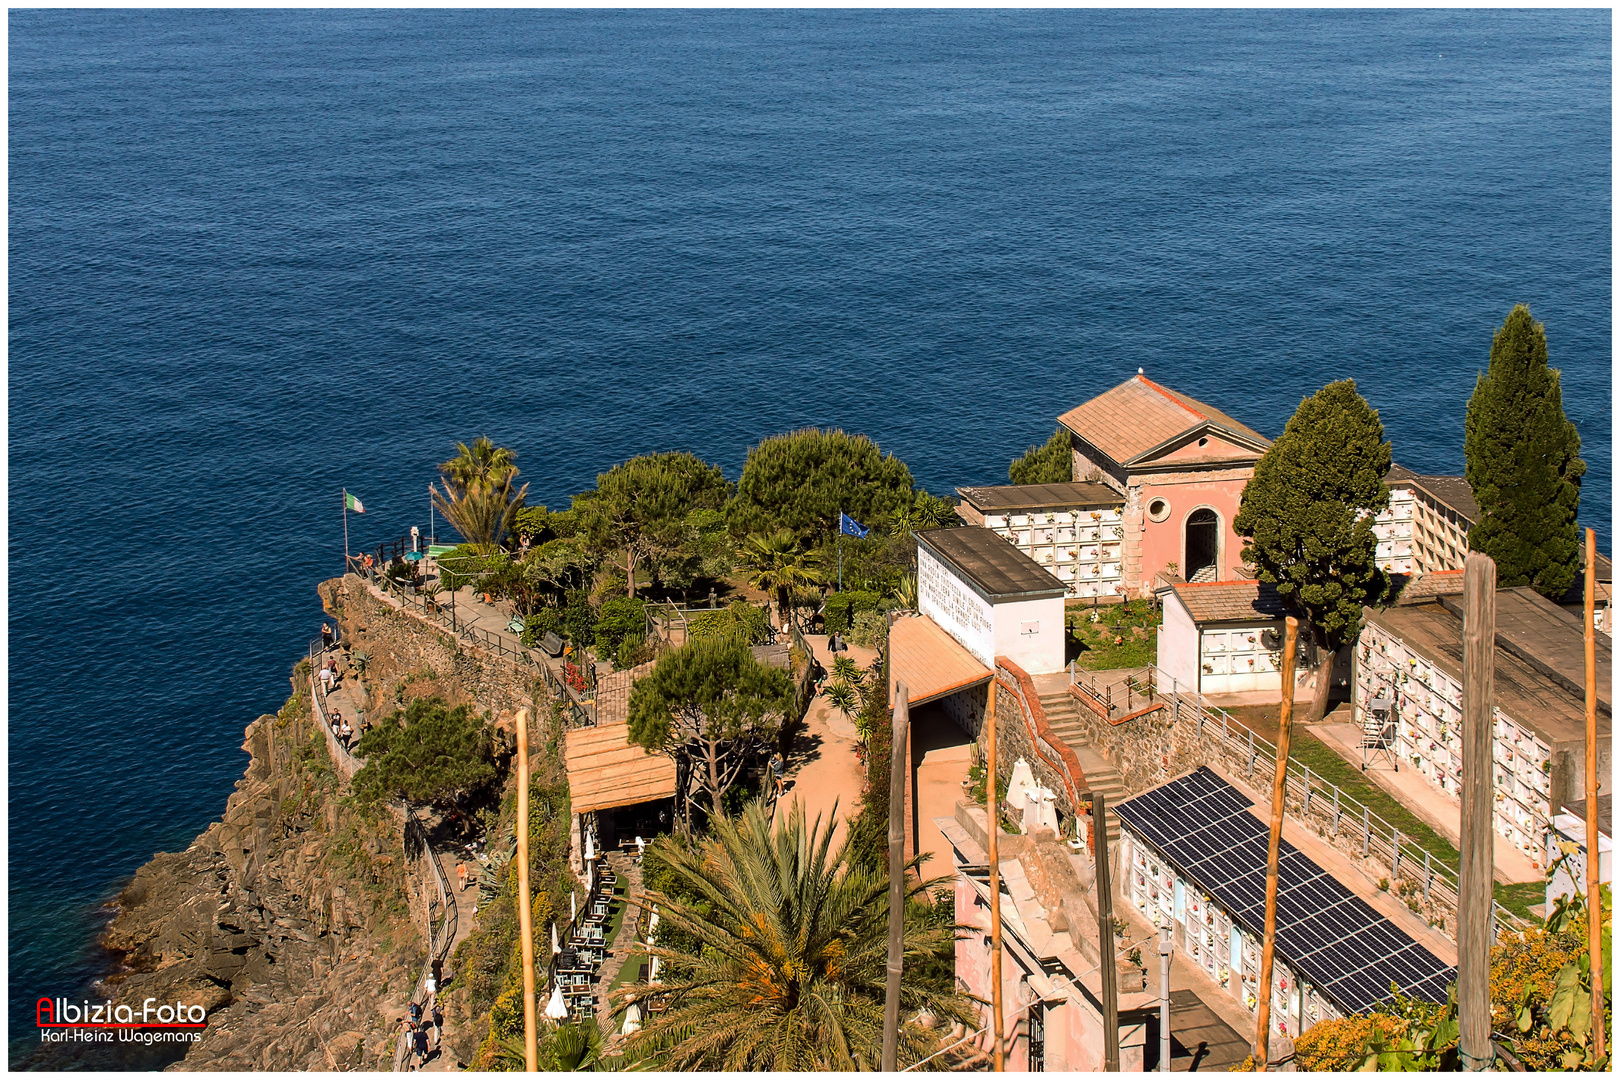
left=1234, top=380, right=1391, bottom=718
left=1008, top=427, right=1072, bottom=485
left=1464, top=305, right=1586, bottom=599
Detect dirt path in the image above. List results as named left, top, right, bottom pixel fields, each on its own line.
left=776, top=633, right=874, bottom=846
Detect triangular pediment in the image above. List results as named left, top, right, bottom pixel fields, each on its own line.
left=1129, top=422, right=1269, bottom=468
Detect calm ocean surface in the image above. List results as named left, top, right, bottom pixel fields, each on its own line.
left=8, top=8, right=1610, bottom=1064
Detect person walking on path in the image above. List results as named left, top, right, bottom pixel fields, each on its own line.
left=431, top=1000, right=444, bottom=1049
left=399, top=1018, right=416, bottom=1070
left=319, top=663, right=334, bottom=696
left=456, top=863, right=468, bottom=892
left=413, top=1024, right=430, bottom=1068
left=766, top=751, right=786, bottom=803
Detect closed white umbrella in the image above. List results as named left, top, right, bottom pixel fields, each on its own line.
left=551, top=922, right=560, bottom=955
left=584, top=832, right=595, bottom=862
left=570, top=891, right=576, bottom=922
left=545, top=984, right=568, bottom=1020
left=622, top=1001, right=642, bottom=1034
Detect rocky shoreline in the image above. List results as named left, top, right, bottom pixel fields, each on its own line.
left=89, top=659, right=425, bottom=1069
left=68, top=574, right=554, bottom=1072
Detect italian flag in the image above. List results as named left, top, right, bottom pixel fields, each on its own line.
left=344, top=491, right=365, bottom=514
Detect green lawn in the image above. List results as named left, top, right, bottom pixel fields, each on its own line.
left=1068, top=601, right=1158, bottom=671
left=1288, top=731, right=1460, bottom=866
left=1289, top=731, right=1543, bottom=916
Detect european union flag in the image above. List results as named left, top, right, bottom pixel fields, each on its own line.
left=840, top=512, right=869, bottom=539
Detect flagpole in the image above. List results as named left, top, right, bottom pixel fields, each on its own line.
left=428, top=483, right=436, bottom=547
left=342, top=489, right=349, bottom=573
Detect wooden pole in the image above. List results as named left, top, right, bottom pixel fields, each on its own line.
left=1458, top=553, right=1496, bottom=1071
left=515, top=708, right=538, bottom=1072
left=986, top=677, right=1004, bottom=1072
left=1255, top=615, right=1299, bottom=1067
left=1584, top=529, right=1606, bottom=1061
left=1094, top=791, right=1120, bottom=1072
left=883, top=683, right=911, bottom=1072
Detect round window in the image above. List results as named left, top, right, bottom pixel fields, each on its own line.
left=1147, top=497, right=1171, bottom=523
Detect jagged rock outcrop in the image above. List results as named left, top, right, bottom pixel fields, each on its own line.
left=102, top=685, right=423, bottom=1071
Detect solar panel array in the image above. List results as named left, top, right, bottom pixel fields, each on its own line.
left=1114, top=766, right=1455, bottom=1014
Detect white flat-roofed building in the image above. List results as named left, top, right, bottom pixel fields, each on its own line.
left=916, top=526, right=1067, bottom=676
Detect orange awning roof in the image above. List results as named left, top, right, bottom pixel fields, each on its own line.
left=564, top=722, right=677, bottom=814
left=889, top=614, right=993, bottom=706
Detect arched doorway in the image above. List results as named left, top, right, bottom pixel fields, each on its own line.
left=1185, top=509, right=1219, bottom=582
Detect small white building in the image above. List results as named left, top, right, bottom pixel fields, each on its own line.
left=1155, top=580, right=1306, bottom=698
left=1547, top=796, right=1613, bottom=910
left=916, top=526, right=1067, bottom=676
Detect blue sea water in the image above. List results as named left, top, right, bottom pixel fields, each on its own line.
left=7, top=8, right=1610, bottom=1065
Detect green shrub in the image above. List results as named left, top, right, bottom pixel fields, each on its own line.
left=823, top=589, right=883, bottom=635
left=561, top=590, right=597, bottom=647
left=520, top=609, right=563, bottom=648
left=849, top=609, right=889, bottom=649
left=438, top=544, right=509, bottom=591
left=595, top=597, right=647, bottom=657
left=686, top=600, right=771, bottom=645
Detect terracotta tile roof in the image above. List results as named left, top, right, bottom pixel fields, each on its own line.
left=1170, top=580, right=1291, bottom=624
left=563, top=721, right=677, bottom=814
left=1057, top=374, right=1270, bottom=468
left=889, top=614, right=994, bottom=706
left=955, top=481, right=1123, bottom=513
left=1390, top=569, right=1467, bottom=606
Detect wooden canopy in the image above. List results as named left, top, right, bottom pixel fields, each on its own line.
left=563, top=722, right=677, bottom=814
left=888, top=614, right=994, bottom=706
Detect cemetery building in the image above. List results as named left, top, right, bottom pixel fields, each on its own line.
left=1353, top=586, right=1612, bottom=870
left=1115, top=768, right=1455, bottom=1043
left=1546, top=794, right=1612, bottom=910
left=1055, top=373, right=1271, bottom=596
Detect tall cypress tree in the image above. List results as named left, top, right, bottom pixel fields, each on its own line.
left=1234, top=380, right=1391, bottom=719
left=1464, top=305, right=1586, bottom=599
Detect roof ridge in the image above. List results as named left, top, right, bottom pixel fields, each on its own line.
left=1136, top=373, right=1205, bottom=420
left=1174, top=579, right=1270, bottom=589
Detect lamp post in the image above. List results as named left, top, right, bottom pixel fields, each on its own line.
left=1158, top=922, right=1173, bottom=1072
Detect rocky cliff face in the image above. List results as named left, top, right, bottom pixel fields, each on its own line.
left=101, top=676, right=423, bottom=1071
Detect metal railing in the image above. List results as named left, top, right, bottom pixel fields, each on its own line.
left=1153, top=673, right=1531, bottom=941
left=1069, top=662, right=1160, bottom=723
left=307, top=635, right=364, bottom=778
left=393, top=810, right=458, bottom=1071
left=351, top=566, right=597, bottom=727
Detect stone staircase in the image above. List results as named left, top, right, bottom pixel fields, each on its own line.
left=1036, top=684, right=1127, bottom=851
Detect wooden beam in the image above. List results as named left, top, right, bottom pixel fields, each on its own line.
left=1584, top=529, right=1606, bottom=1061
left=1459, top=553, right=1496, bottom=1071
left=1095, top=791, right=1120, bottom=1072
left=1254, top=616, right=1298, bottom=1067
left=516, top=708, right=537, bottom=1072
left=883, top=684, right=911, bottom=1072
left=987, top=678, right=1004, bottom=1072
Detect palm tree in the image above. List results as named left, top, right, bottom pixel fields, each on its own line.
left=735, top=529, right=825, bottom=629
left=886, top=491, right=955, bottom=536
left=493, top=1018, right=604, bottom=1071
left=824, top=680, right=858, bottom=731
left=830, top=655, right=861, bottom=684
left=432, top=437, right=528, bottom=550
left=440, top=435, right=518, bottom=497
left=612, top=801, right=978, bottom=1070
